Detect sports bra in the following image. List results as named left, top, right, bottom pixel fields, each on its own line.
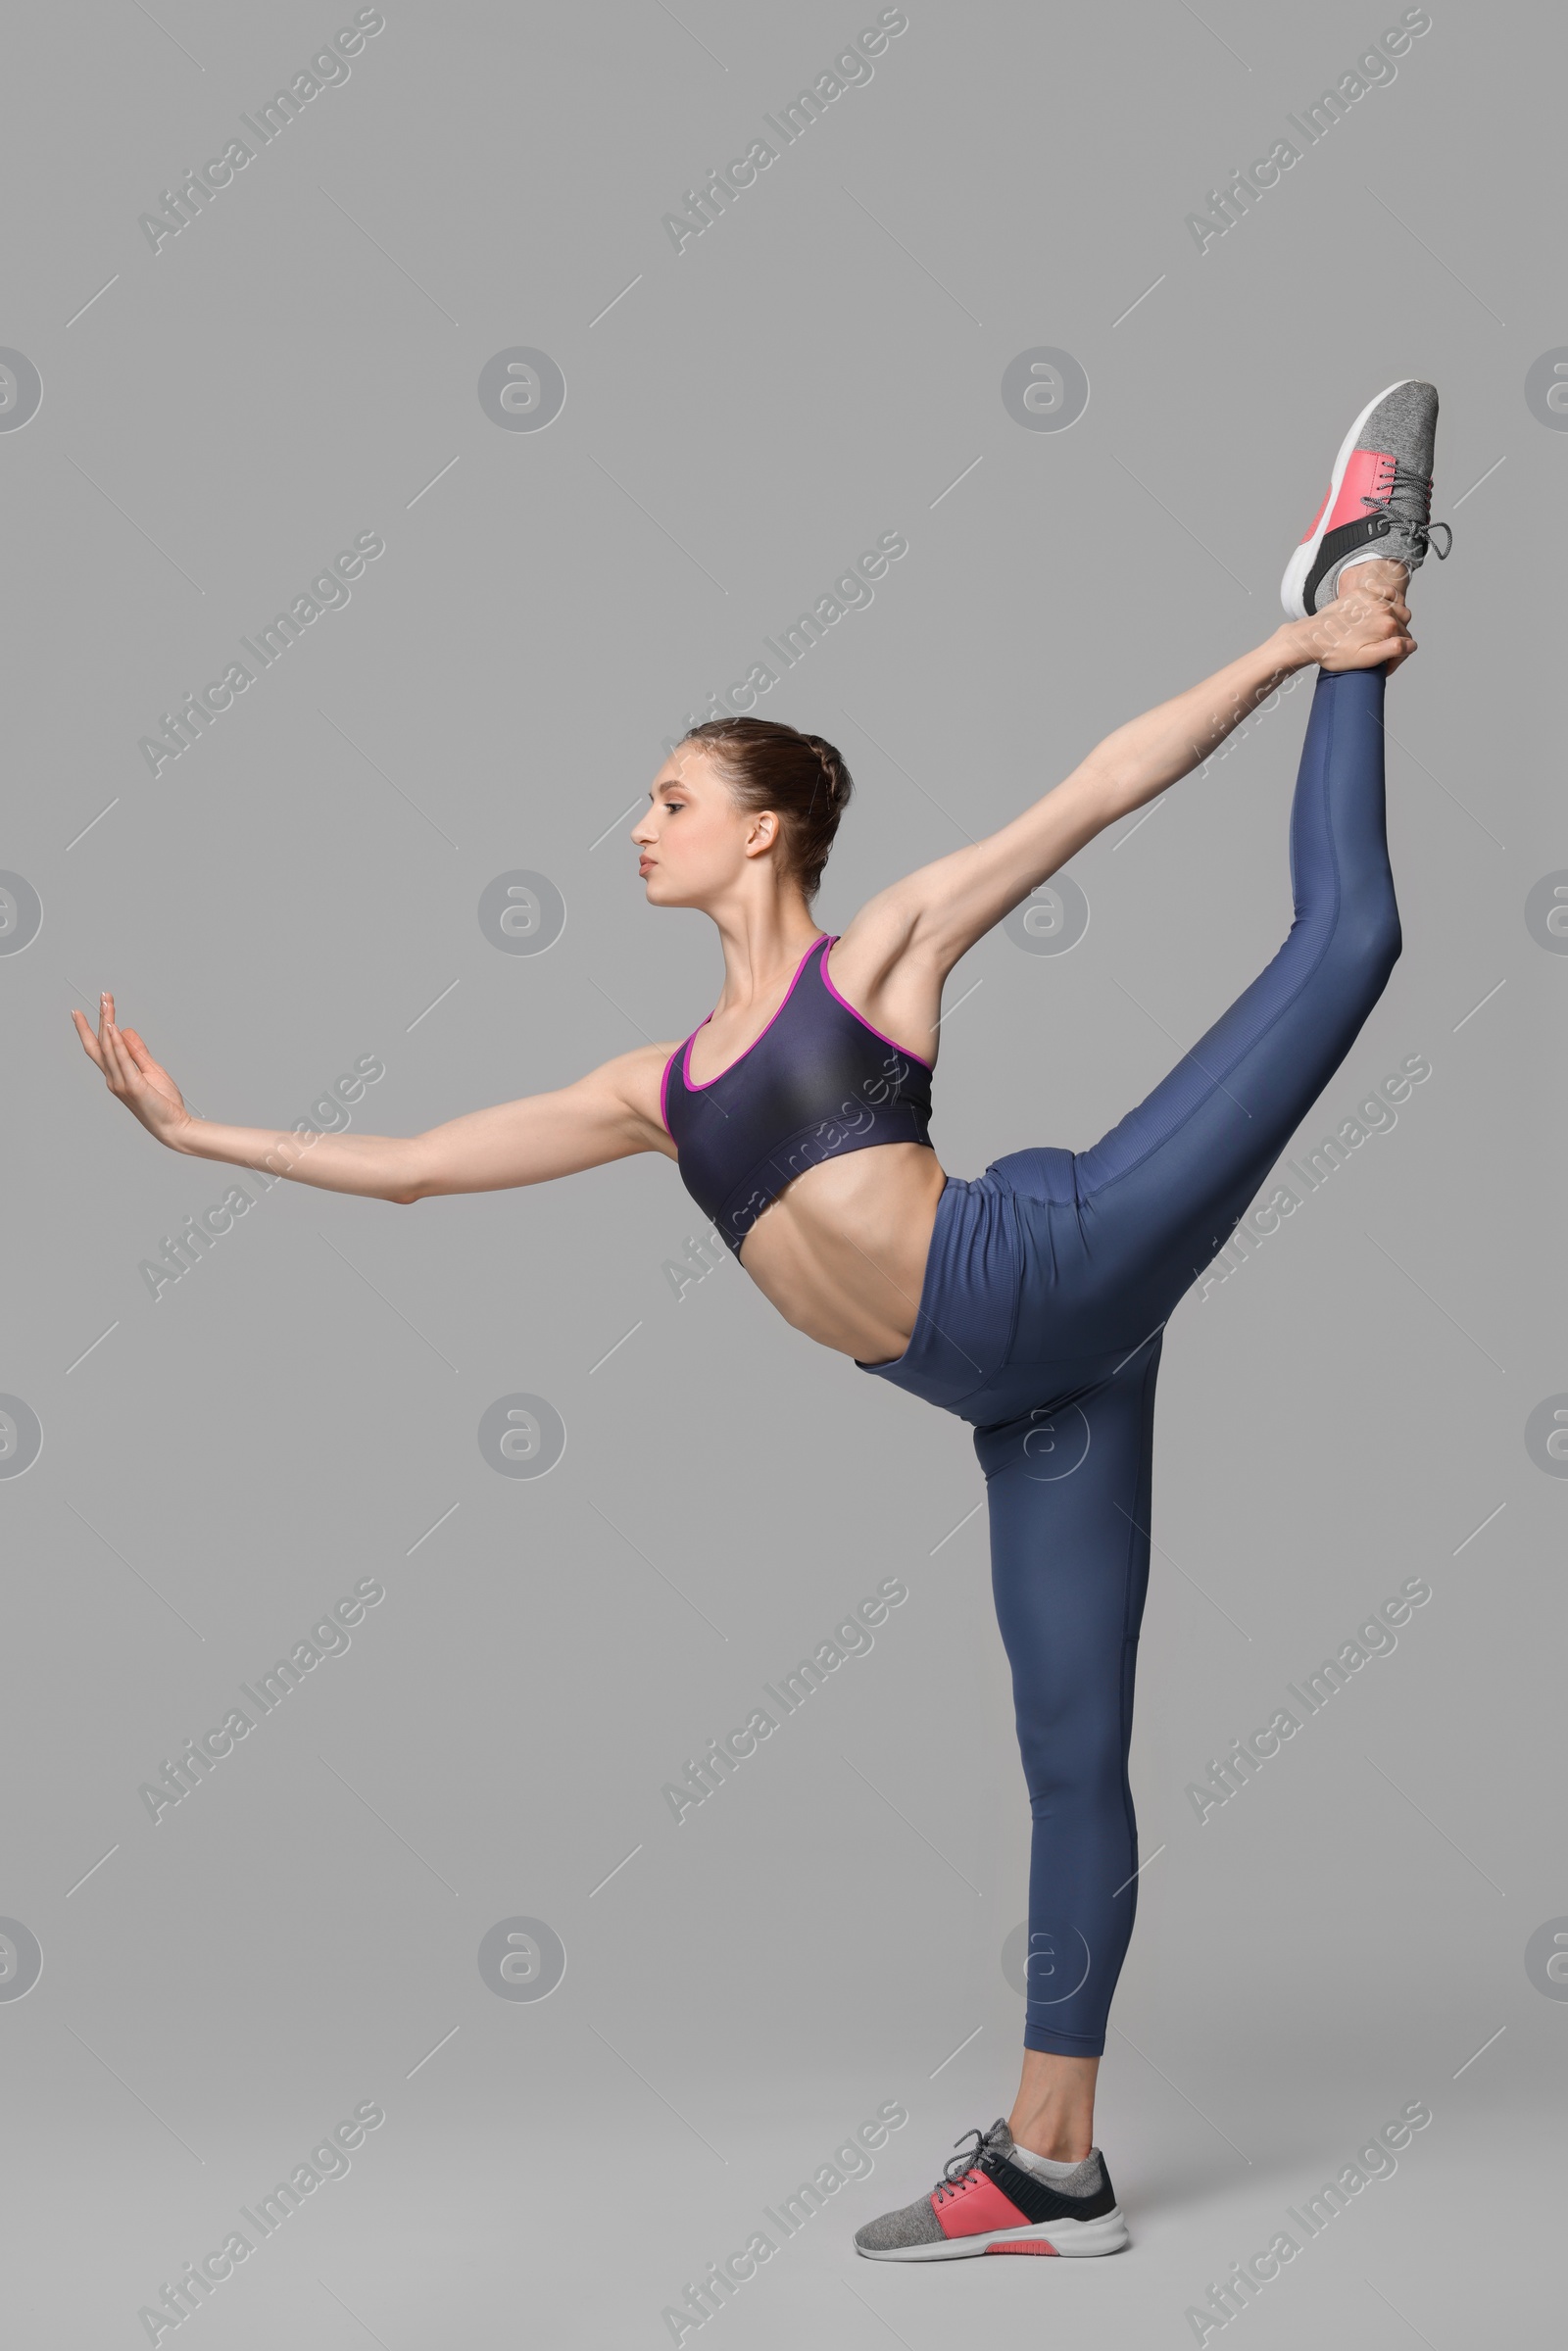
left=661, top=933, right=934, bottom=1256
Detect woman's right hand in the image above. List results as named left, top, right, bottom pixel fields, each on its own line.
left=1298, top=562, right=1417, bottom=674
left=73, top=993, right=196, bottom=1151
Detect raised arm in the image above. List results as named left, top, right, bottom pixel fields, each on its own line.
left=841, top=588, right=1411, bottom=991
left=73, top=994, right=675, bottom=1203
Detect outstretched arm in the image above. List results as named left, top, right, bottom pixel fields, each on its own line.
left=845, top=584, right=1411, bottom=983
left=73, top=995, right=674, bottom=1202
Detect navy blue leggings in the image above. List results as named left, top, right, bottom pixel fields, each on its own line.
left=859, top=668, right=1399, bottom=2055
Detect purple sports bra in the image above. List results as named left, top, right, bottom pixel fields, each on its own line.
left=661, top=934, right=934, bottom=1255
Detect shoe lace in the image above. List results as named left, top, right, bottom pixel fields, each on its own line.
left=932, top=2127, right=993, bottom=2202
left=1361, top=460, right=1453, bottom=561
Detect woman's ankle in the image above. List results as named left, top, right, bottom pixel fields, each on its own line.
left=1014, top=2131, right=1096, bottom=2163
left=1336, top=555, right=1409, bottom=599
left=1009, top=2049, right=1100, bottom=2161
left=1009, top=2111, right=1094, bottom=2163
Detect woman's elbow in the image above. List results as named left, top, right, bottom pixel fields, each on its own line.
left=390, top=1140, right=437, bottom=1204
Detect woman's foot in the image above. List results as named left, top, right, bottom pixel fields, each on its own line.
left=853, top=2118, right=1129, bottom=2261
left=1280, top=379, right=1451, bottom=618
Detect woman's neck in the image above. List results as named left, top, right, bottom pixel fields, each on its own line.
left=707, top=899, right=824, bottom=1009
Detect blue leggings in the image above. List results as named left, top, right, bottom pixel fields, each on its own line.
left=859, top=668, right=1399, bottom=2055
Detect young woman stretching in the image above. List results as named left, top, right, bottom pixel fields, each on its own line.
left=75, top=382, right=1446, bottom=2262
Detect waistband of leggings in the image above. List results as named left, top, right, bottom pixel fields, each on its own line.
left=855, top=1173, right=1020, bottom=1412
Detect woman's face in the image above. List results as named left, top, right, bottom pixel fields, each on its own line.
left=632, top=744, right=777, bottom=907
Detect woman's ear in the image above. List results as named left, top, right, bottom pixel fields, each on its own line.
left=744, top=809, right=780, bottom=858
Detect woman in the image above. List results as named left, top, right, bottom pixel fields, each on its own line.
left=75, top=381, right=1446, bottom=2264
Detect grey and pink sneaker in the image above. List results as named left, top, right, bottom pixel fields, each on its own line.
left=854, top=2118, right=1129, bottom=2261
left=1281, top=380, right=1451, bottom=617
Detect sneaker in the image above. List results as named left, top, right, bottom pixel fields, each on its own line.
left=853, top=2118, right=1130, bottom=2261
left=1281, top=379, right=1451, bottom=617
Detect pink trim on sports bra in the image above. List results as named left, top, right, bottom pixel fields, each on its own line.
left=819, top=936, right=935, bottom=1071
left=658, top=1045, right=678, bottom=1139
left=680, top=933, right=829, bottom=1092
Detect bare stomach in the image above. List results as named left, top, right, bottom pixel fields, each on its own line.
left=736, top=1144, right=949, bottom=1361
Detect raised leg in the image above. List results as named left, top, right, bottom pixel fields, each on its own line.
left=1072, top=662, right=1400, bottom=1305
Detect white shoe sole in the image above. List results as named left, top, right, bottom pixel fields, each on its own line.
left=1279, top=378, right=1412, bottom=620
left=857, top=2207, right=1131, bottom=2261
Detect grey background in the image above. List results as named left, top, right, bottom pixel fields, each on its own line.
left=4, top=1, right=1562, bottom=2342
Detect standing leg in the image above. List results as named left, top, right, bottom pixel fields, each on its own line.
left=982, top=1341, right=1162, bottom=2067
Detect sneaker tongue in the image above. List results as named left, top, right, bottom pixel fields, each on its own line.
left=982, top=2117, right=1014, bottom=2156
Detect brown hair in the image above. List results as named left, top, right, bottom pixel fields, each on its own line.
left=681, top=716, right=854, bottom=904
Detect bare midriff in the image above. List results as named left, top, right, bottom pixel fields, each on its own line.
left=735, top=1142, right=949, bottom=1362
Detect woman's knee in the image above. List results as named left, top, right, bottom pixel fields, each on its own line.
left=1314, top=888, right=1400, bottom=1006
left=1343, top=894, right=1402, bottom=994
left=1019, top=1714, right=1131, bottom=1814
